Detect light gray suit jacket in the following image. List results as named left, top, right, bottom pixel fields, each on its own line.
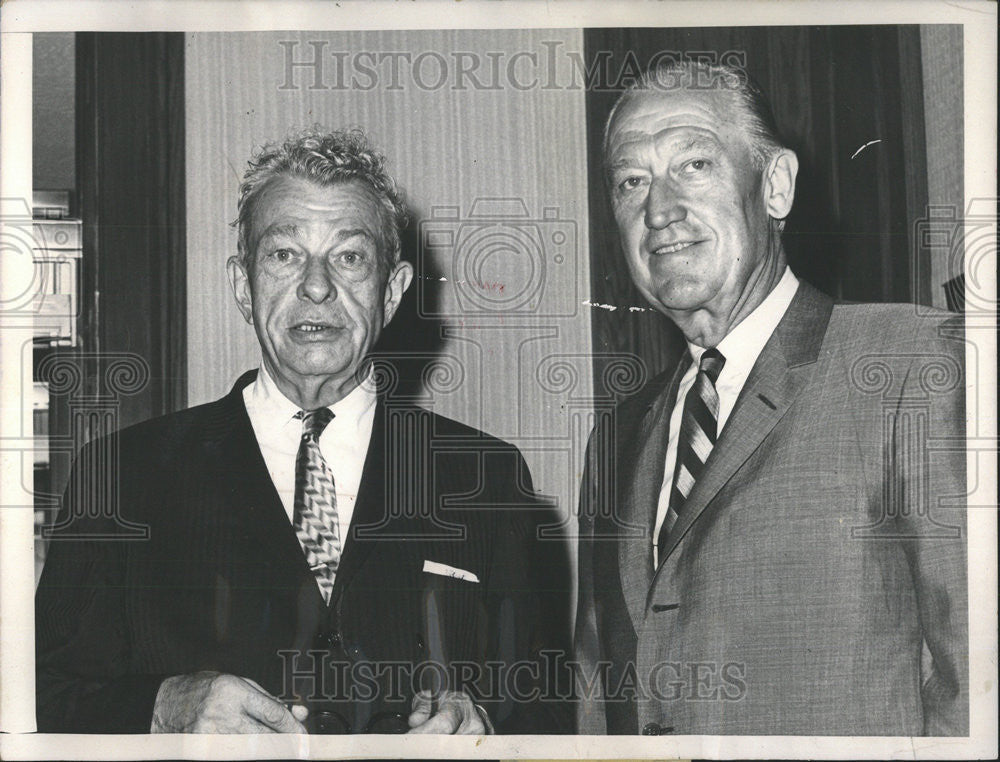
left=575, top=282, right=968, bottom=735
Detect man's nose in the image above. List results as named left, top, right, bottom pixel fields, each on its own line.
left=644, top=177, right=686, bottom=230
left=298, top=257, right=336, bottom=303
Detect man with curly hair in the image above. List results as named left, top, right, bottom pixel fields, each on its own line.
left=36, top=128, right=570, bottom=735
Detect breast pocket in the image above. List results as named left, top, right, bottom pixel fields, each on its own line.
left=418, top=563, right=486, bottom=665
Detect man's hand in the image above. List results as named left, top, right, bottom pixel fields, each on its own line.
left=151, top=671, right=308, bottom=733
left=406, top=689, right=491, bottom=735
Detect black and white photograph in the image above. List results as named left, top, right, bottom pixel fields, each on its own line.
left=0, top=1, right=996, bottom=759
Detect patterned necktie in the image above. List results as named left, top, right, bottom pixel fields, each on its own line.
left=657, top=348, right=726, bottom=562
left=293, top=408, right=341, bottom=604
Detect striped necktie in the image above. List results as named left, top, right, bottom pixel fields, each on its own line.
left=293, top=408, right=341, bottom=604
left=657, top=348, right=726, bottom=563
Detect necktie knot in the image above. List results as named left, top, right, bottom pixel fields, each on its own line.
left=698, top=348, right=726, bottom=385
left=299, top=407, right=335, bottom=440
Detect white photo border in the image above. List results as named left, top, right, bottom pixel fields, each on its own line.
left=2, top=1, right=996, bottom=759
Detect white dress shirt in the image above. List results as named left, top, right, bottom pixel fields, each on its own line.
left=653, top=267, right=800, bottom=564
left=243, top=363, right=377, bottom=545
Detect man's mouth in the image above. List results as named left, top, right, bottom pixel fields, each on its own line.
left=291, top=321, right=337, bottom=334
left=650, top=240, right=700, bottom=255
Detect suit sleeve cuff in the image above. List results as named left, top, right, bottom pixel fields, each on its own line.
left=472, top=702, right=495, bottom=735
left=104, top=674, right=170, bottom=733
left=44, top=674, right=169, bottom=734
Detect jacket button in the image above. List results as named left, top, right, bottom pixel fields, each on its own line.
left=416, top=635, right=425, bottom=650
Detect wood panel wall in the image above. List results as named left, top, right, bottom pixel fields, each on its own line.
left=921, top=25, right=965, bottom=305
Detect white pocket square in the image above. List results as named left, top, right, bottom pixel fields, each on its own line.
left=422, top=560, right=480, bottom=583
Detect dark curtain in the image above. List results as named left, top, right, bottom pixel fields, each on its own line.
left=39, top=33, right=187, bottom=548
left=76, top=33, right=187, bottom=428
left=584, top=26, right=933, bottom=386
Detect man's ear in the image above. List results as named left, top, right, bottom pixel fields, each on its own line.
left=383, top=260, right=414, bottom=324
left=227, top=255, right=254, bottom=325
left=763, top=148, right=798, bottom=221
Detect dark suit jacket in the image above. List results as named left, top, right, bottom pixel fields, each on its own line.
left=575, top=282, right=968, bottom=736
left=36, top=370, right=571, bottom=734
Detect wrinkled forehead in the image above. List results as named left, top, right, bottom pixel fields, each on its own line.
left=606, top=87, right=748, bottom=158
left=248, top=174, right=390, bottom=243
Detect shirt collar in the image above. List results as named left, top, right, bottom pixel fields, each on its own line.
left=248, top=362, right=378, bottom=437
left=687, top=266, right=799, bottom=379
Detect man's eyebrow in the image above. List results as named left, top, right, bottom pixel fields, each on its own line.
left=257, top=223, right=300, bottom=243
left=256, top=225, right=377, bottom=245
left=605, top=133, right=719, bottom=171
left=335, top=228, right=376, bottom=244
left=673, top=134, right=719, bottom=153
left=606, top=157, right=640, bottom=174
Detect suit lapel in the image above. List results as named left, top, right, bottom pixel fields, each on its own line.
left=329, top=399, right=390, bottom=604
left=618, top=359, right=688, bottom=631
left=202, top=371, right=323, bottom=607
left=654, top=282, right=835, bottom=570
left=331, top=399, right=453, bottom=606
left=202, top=373, right=418, bottom=611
